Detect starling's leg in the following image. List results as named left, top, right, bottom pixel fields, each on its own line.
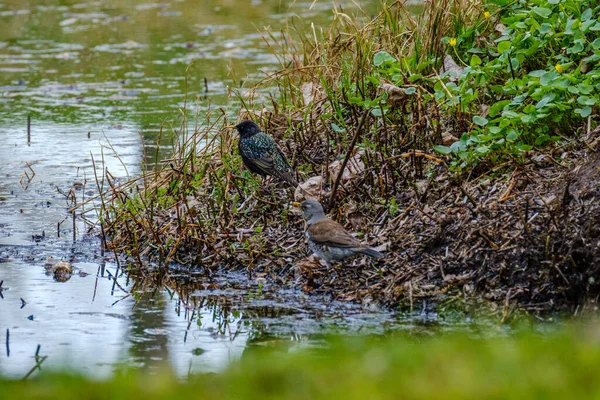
left=257, top=177, right=272, bottom=193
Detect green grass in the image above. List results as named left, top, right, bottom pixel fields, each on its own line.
left=3, top=324, right=600, bottom=399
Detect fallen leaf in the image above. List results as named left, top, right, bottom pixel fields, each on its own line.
left=295, top=176, right=326, bottom=202
left=379, top=78, right=409, bottom=107
left=442, top=131, right=459, bottom=146
left=440, top=55, right=463, bottom=82
left=301, top=82, right=325, bottom=107
left=328, top=149, right=365, bottom=181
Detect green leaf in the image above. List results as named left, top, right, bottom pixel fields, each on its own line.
left=582, top=8, right=592, bottom=21
left=535, top=134, right=551, bottom=146
left=373, top=51, right=396, bottom=66
left=540, top=71, right=558, bottom=86
left=403, top=87, right=417, bottom=95
left=577, top=96, right=590, bottom=105
left=468, top=47, right=485, bottom=54
left=331, top=123, right=346, bottom=133
left=371, top=108, right=384, bottom=117
left=470, top=55, right=482, bottom=66
left=553, top=79, right=570, bottom=89
left=578, top=84, right=594, bottom=95
left=539, top=23, right=553, bottom=34
left=532, top=7, right=552, bottom=18
left=502, top=110, right=520, bottom=119
left=568, top=42, right=584, bottom=54
left=506, top=129, right=518, bottom=142
left=575, top=106, right=592, bottom=117
left=521, top=115, right=535, bottom=123
left=582, top=19, right=596, bottom=32
left=536, top=93, right=556, bottom=109
left=497, top=41, right=511, bottom=53
left=528, top=70, right=546, bottom=77
left=489, top=100, right=511, bottom=117
left=433, top=145, right=452, bottom=155
left=476, top=145, right=490, bottom=154
left=517, top=142, right=533, bottom=151
left=473, top=116, right=489, bottom=126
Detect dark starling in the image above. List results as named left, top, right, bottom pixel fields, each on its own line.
left=230, top=120, right=297, bottom=186
left=294, top=199, right=384, bottom=266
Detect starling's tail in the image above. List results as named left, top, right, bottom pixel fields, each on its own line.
left=278, top=171, right=298, bottom=187
left=357, top=247, right=385, bottom=259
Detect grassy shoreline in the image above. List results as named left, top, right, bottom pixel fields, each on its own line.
left=90, top=0, right=600, bottom=316
left=3, top=323, right=600, bottom=398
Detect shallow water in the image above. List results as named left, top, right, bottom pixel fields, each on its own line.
left=0, top=0, right=504, bottom=379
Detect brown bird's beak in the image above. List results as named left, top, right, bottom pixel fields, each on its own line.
left=292, top=202, right=301, bottom=208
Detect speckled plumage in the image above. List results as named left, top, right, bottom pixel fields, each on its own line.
left=298, top=199, right=384, bottom=266
left=233, top=120, right=297, bottom=186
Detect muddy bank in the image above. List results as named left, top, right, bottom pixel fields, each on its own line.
left=300, top=129, right=600, bottom=314
left=95, top=116, right=600, bottom=317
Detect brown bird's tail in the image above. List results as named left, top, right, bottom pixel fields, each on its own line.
left=357, top=247, right=384, bottom=259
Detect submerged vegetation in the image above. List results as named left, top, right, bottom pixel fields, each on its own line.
left=4, top=324, right=600, bottom=398
left=86, top=0, right=600, bottom=316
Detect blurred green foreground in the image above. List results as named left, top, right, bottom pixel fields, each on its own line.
left=2, top=324, right=600, bottom=400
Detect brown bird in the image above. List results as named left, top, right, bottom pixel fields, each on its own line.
left=294, top=199, right=384, bottom=266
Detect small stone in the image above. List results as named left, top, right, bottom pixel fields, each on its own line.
left=52, top=261, right=73, bottom=282
left=192, top=348, right=205, bottom=356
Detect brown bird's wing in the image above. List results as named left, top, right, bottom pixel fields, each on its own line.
left=307, top=219, right=363, bottom=248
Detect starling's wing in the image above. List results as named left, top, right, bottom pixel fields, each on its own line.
left=249, top=133, right=296, bottom=186
left=273, top=142, right=292, bottom=169
left=240, top=134, right=277, bottom=175
left=307, top=219, right=363, bottom=248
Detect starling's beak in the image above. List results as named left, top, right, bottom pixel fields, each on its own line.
left=225, top=125, right=235, bottom=129
left=292, top=202, right=301, bottom=208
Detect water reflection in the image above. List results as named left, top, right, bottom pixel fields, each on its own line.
left=128, top=291, right=171, bottom=372
left=0, top=0, right=379, bottom=166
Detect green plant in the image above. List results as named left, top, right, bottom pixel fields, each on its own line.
left=319, top=0, right=600, bottom=168
left=430, top=0, right=598, bottom=166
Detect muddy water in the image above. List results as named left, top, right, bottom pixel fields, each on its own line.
left=0, top=1, right=498, bottom=379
